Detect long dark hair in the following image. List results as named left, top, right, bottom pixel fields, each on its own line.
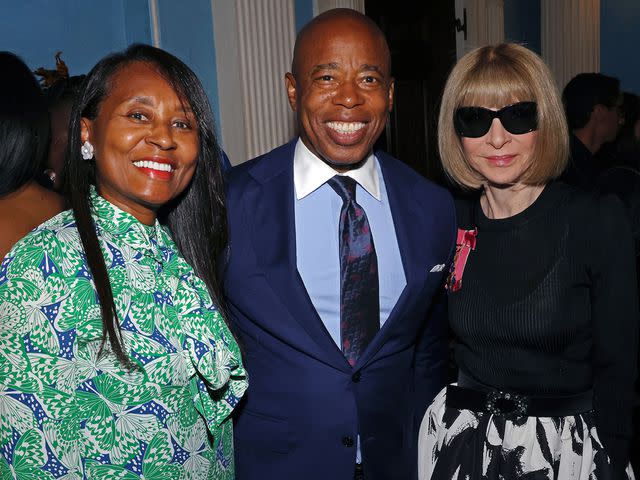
left=0, top=52, right=50, bottom=196
left=64, top=44, right=228, bottom=366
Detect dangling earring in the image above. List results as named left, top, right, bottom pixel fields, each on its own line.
left=81, top=141, right=94, bottom=160
left=44, top=169, right=57, bottom=185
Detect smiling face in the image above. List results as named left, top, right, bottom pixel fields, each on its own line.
left=285, top=14, right=394, bottom=170
left=461, top=104, right=538, bottom=187
left=81, top=61, right=199, bottom=224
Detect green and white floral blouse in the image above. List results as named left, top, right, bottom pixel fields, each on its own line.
left=0, top=189, right=247, bottom=479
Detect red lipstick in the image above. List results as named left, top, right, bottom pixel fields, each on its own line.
left=132, top=157, right=176, bottom=181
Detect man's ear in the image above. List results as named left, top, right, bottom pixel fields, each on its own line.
left=80, top=118, right=93, bottom=144
left=285, top=72, right=298, bottom=112
left=592, top=104, right=608, bottom=120
left=388, top=77, right=395, bottom=112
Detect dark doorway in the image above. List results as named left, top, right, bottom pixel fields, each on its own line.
left=365, top=1, right=458, bottom=184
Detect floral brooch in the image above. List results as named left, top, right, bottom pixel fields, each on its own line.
left=446, top=228, right=477, bottom=292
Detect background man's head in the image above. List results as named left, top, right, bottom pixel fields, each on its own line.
left=563, top=73, right=622, bottom=146
left=285, top=9, right=394, bottom=171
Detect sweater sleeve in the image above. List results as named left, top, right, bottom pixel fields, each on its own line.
left=590, top=194, right=638, bottom=477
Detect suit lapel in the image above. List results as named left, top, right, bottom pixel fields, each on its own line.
left=246, top=142, right=349, bottom=371
left=356, top=153, right=426, bottom=367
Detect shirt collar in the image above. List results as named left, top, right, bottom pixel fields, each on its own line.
left=90, top=186, right=170, bottom=264
left=293, top=138, right=381, bottom=201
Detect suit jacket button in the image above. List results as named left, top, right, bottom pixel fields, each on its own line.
left=352, top=372, right=361, bottom=383
left=342, top=436, right=354, bottom=448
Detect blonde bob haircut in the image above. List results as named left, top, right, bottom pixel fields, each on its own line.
left=438, top=43, right=569, bottom=189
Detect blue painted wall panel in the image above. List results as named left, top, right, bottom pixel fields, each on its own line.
left=0, top=0, right=149, bottom=76
left=601, top=0, right=640, bottom=94
left=157, top=0, right=221, bottom=130
left=0, top=0, right=220, bottom=128
left=124, top=0, right=153, bottom=47
left=294, top=0, right=314, bottom=32
left=504, top=0, right=541, bottom=54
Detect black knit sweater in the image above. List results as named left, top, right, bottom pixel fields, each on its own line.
left=450, top=181, right=638, bottom=475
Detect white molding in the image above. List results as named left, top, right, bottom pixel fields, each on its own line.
left=454, top=0, right=504, bottom=58
left=455, top=0, right=466, bottom=59
left=468, top=0, right=504, bottom=51
left=542, top=0, right=600, bottom=90
left=213, top=0, right=296, bottom=164
left=212, top=0, right=247, bottom=165
left=236, top=0, right=297, bottom=159
left=149, top=0, right=161, bottom=47
left=316, top=0, right=364, bottom=13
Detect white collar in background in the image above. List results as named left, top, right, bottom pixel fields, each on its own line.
left=293, top=138, right=381, bottom=201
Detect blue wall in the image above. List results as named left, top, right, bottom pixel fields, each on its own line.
left=156, top=0, right=220, bottom=129
left=0, top=0, right=223, bottom=127
left=294, top=0, right=314, bottom=33
left=503, top=0, right=541, bottom=54
left=601, top=0, right=640, bottom=94
left=0, top=0, right=150, bottom=76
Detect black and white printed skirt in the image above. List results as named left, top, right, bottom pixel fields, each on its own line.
left=418, top=386, right=636, bottom=480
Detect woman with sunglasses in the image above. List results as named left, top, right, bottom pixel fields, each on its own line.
left=418, top=43, right=637, bottom=480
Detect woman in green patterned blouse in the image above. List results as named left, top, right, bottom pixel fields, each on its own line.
left=0, top=45, right=247, bottom=479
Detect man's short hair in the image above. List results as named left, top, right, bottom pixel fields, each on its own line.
left=438, top=43, right=569, bottom=189
left=562, top=73, right=621, bottom=130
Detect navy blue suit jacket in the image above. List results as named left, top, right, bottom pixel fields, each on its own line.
left=224, top=140, right=456, bottom=479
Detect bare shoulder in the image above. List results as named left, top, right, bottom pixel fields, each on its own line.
left=0, top=183, right=66, bottom=260
left=27, top=183, right=66, bottom=216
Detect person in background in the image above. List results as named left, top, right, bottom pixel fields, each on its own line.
left=0, top=44, right=246, bottom=478
left=43, top=74, right=86, bottom=191
left=596, top=94, right=640, bottom=459
left=224, top=8, right=455, bottom=480
left=419, top=43, right=637, bottom=480
left=596, top=92, right=640, bottom=255
left=0, top=51, right=65, bottom=260
left=611, top=92, right=640, bottom=169
left=561, top=72, right=623, bottom=188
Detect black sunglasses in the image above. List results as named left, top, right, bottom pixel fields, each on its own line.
left=454, top=101, right=538, bottom=138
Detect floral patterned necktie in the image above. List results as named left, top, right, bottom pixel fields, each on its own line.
left=328, top=175, right=380, bottom=367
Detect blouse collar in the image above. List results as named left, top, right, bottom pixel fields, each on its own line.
left=90, top=187, right=170, bottom=264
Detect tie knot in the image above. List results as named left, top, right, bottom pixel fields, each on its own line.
left=328, top=175, right=356, bottom=204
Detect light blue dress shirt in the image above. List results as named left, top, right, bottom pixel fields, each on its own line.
left=293, top=139, right=407, bottom=462
left=294, top=139, right=406, bottom=344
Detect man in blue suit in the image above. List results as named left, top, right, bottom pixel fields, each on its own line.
left=224, top=8, right=456, bottom=479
